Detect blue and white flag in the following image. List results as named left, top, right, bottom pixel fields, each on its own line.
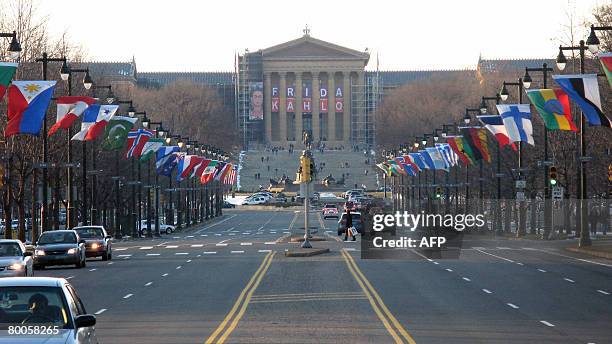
left=408, top=153, right=427, bottom=170
left=435, top=143, right=457, bottom=167
left=419, top=150, right=436, bottom=170
left=552, top=74, right=611, bottom=128
left=155, top=146, right=179, bottom=170
left=425, top=147, right=449, bottom=171
left=496, top=104, right=534, bottom=145
left=157, top=152, right=183, bottom=177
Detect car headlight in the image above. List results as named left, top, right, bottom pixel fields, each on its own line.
left=67, top=248, right=77, bottom=254
left=91, top=243, right=100, bottom=249
left=8, top=263, right=23, bottom=270
left=35, top=249, right=45, bottom=256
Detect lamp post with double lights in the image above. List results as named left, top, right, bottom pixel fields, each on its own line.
left=523, top=63, right=554, bottom=236
left=0, top=31, right=22, bottom=60
left=499, top=78, right=528, bottom=236
left=463, top=108, right=481, bottom=214
left=61, top=64, right=93, bottom=229
left=143, top=120, right=164, bottom=237
left=441, top=124, right=455, bottom=214
left=35, top=53, right=67, bottom=234
left=586, top=24, right=612, bottom=54
left=126, top=110, right=145, bottom=237
left=480, top=95, right=503, bottom=233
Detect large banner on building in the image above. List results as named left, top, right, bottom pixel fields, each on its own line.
left=286, top=84, right=295, bottom=112
left=249, top=82, right=264, bottom=120
left=271, top=83, right=279, bottom=113
left=335, top=86, right=344, bottom=113
left=319, top=81, right=328, bottom=113
left=302, top=80, right=312, bottom=113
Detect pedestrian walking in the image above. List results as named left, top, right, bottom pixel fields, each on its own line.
left=344, top=206, right=356, bottom=241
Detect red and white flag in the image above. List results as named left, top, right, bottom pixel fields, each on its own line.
left=49, top=96, right=97, bottom=136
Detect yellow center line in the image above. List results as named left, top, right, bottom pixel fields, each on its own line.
left=343, top=250, right=417, bottom=344
left=205, top=251, right=274, bottom=344
left=216, top=251, right=276, bottom=343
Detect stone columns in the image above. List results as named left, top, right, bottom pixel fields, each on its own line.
left=295, top=72, right=303, bottom=146
left=328, top=71, right=336, bottom=142
left=264, top=72, right=272, bottom=143
left=343, top=71, right=351, bottom=145
left=312, top=71, right=320, bottom=143
left=279, top=72, right=287, bottom=144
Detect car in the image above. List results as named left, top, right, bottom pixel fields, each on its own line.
left=242, top=196, right=268, bottom=205
left=138, top=220, right=175, bottom=235
left=73, top=226, right=112, bottom=261
left=321, top=204, right=339, bottom=219
left=337, top=211, right=364, bottom=236
left=0, top=240, right=34, bottom=277
left=33, top=230, right=87, bottom=270
left=223, top=201, right=236, bottom=208
left=248, top=192, right=273, bottom=201
left=0, top=277, right=98, bottom=343
left=344, top=189, right=364, bottom=199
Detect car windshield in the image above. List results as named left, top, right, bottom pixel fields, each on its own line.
left=0, top=243, right=22, bottom=257
left=0, top=286, right=72, bottom=328
left=324, top=204, right=337, bottom=209
left=38, top=232, right=77, bottom=245
left=75, top=227, right=104, bottom=238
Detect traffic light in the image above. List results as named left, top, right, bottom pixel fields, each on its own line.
left=309, top=158, right=315, bottom=180
left=435, top=186, right=442, bottom=199
left=549, top=166, right=557, bottom=186
left=300, top=155, right=311, bottom=183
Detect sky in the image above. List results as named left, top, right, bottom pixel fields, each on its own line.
left=38, top=0, right=605, bottom=72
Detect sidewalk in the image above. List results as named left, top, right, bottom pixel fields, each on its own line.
left=566, top=241, right=612, bottom=260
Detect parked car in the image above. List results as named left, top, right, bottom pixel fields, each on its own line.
left=0, top=277, right=98, bottom=343
left=344, top=189, right=364, bottom=199
left=242, top=196, right=268, bottom=205
left=138, top=220, right=175, bottom=234
left=223, top=201, right=236, bottom=208
left=33, top=230, right=87, bottom=269
left=73, top=226, right=112, bottom=261
left=321, top=204, right=339, bottom=219
left=0, top=240, right=33, bottom=277
left=337, top=211, right=364, bottom=236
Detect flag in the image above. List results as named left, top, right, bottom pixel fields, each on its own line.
left=402, top=155, right=420, bottom=173
left=391, top=158, right=408, bottom=175
left=200, top=160, right=219, bottom=184
left=553, top=74, right=611, bottom=127
left=419, top=150, right=436, bottom=170
left=376, top=163, right=391, bottom=176
left=478, top=115, right=518, bottom=150
left=157, top=152, right=183, bottom=177
left=408, top=153, right=427, bottom=170
left=459, top=127, right=491, bottom=162
left=125, top=129, right=154, bottom=159
left=140, top=138, right=165, bottom=162
left=177, top=155, right=204, bottom=182
left=6, top=81, right=56, bottom=138
left=192, top=158, right=211, bottom=178
left=49, top=96, right=97, bottom=136
left=225, top=166, right=237, bottom=185
left=100, top=116, right=138, bottom=150
left=155, top=146, right=179, bottom=169
left=425, top=147, right=448, bottom=171
left=599, top=52, right=612, bottom=88
left=0, top=62, right=18, bottom=100
left=217, top=163, right=233, bottom=182
left=435, top=143, right=457, bottom=168
left=214, top=162, right=228, bottom=181
left=72, top=104, right=119, bottom=141
left=446, top=135, right=474, bottom=165
left=526, top=89, right=576, bottom=131
left=496, top=104, right=534, bottom=145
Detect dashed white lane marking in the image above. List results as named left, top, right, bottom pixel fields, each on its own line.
left=65, top=276, right=74, bottom=280
left=89, top=269, right=97, bottom=272
left=426, top=258, right=433, bottom=262
left=229, top=233, right=236, bottom=236
left=173, top=237, right=180, bottom=239
left=216, top=243, right=228, bottom=247
left=123, top=256, right=130, bottom=260
left=165, top=245, right=179, bottom=249
left=108, top=262, right=114, bottom=265
left=462, top=277, right=471, bottom=282
left=242, top=233, right=250, bottom=235
left=507, top=303, right=519, bottom=309
left=200, top=234, right=208, bottom=237
left=175, top=252, right=189, bottom=255
left=344, top=248, right=356, bottom=251
left=538, top=269, right=547, bottom=273
left=482, top=289, right=492, bottom=294
left=240, top=242, right=253, bottom=246
left=144, top=282, right=153, bottom=287
left=497, top=247, right=511, bottom=250
left=139, top=246, right=153, bottom=250
left=597, top=290, right=610, bottom=295
left=472, top=247, right=485, bottom=250
left=215, top=234, right=222, bottom=236
left=264, top=242, right=276, bottom=245
left=283, top=231, right=291, bottom=234
left=445, top=268, right=453, bottom=272
left=118, top=254, right=132, bottom=257
left=94, top=309, right=107, bottom=315
left=176, top=266, right=182, bottom=269
left=191, top=244, right=204, bottom=248
left=433, top=262, right=439, bottom=265
left=197, top=254, right=201, bottom=257
left=475, top=249, right=515, bottom=263
left=146, top=253, right=160, bottom=256
left=270, top=232, right=277, bottom=234
left=231, top=250, right=245, bottom=254
left=564, top=278, right=575, bottom=283
left=123, top=294, right=133, bottom=299
left=114, top=248, right=128, bottom=251
left=516, top=262, right=524, bottom=266
left=162, top=273, right=169, bottom=277
left=203, top=251, right=217, bottom=255
left=258, top=249, right=272, bottom=253
left=540, top=320, right=555, bottom=327
left=186, top=260, right=192, bottom=263
left=186, top=235, right=194, bottom=238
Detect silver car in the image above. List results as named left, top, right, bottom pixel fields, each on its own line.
left=0, top=240, right=33, bottom=278
left=0, top=277, right=97, bottom=343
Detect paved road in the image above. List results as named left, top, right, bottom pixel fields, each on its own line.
left=34, top=209, right=612, bottom=343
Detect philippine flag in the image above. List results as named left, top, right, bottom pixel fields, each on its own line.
left=72, top=104, right=119, bottom=141
left=6, top=81, right=56, bottom=138
left=49, top=96, right=97, bottom=136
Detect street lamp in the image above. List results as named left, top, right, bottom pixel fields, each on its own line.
left=145, top=121, right=165, bottom=237
left=586, top=24, right=612, bottom=53
left=0, top=31, right=22, bottom=60
left=481, top=94, right=503, bottom=234
left=499, top=83, right=509, bottom=101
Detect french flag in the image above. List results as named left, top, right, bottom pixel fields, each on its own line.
left=477, top=115, right=517, bottom=151
left=6, top=81, right=56, bottom=138
left=72, top=104, right=118, bottom=141
left=49, top=96, right=97, bottom=136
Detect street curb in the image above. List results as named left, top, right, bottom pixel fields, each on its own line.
left=566, top=247, right=612, bottom=260
left=285, top=248, right=330, bottom=257
left=289, top=235, right=326, bottom=242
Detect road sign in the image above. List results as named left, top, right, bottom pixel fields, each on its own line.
left=516, top=191, right=525, bottom=201
left=515, top=180, right=526, bottom=189
left=552, top=186, right=564, bottom=200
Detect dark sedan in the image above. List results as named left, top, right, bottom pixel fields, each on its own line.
left=33, top=231, right=86, bottom=269
left=73, top=226, right=112, bottom=261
